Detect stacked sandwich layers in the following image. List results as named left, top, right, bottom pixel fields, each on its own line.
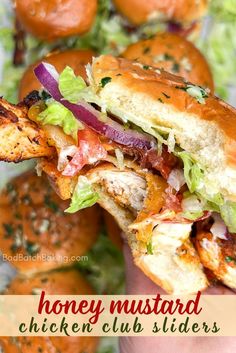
left=0, top=55, right=236, bottom=295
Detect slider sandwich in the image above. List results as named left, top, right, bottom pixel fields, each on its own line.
left=113, top=0, right=208, bottom=37
left=0, top=55, right=236, bottom=294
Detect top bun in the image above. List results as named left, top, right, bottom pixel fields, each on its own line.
left=113, top=0, right=208, bottom=25
left=90, top=55, right=236, bottom=201
left=15, top=0, right=97, bottom=41
left=122, top=32, right=214, bottom=91
left=19, top=49, right=95, bottom=100
left=0, top=171, right=100, bottom=275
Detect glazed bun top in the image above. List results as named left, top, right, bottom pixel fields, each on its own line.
left=90, top=55, right=236, bottom=200
left=0, top=171, right=100, bottom=275
left=5, top=268, right=94, bottom=295
left=0, top=336, right=98, bottom=353
left=122, top=32, right=214, bottom=91
left=113, top=0, right=208, bottom=25
left=1, top=270, right=98, bottom=353
left=19, top=49, right=95, bottom=100
left=15, top=0, right=97, bottom=41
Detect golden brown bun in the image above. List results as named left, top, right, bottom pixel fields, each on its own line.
left=19, top=49, right=95, bottom=100
left=0, top=336, right=98, bottom=353
left=122, top=32, right=214, bottom=91
left=113, top=0, right=208, bottom=25
left=103, top=210, right=123, bottom=250
left=15, top=0, right=97, bottom=41
left=5, top=268, right=94, bottom=295
left=0, top=171, right=101, bottom=276
left=1, top=269, right=98, bottom=353
left=91, top=55, right=236, bottom=200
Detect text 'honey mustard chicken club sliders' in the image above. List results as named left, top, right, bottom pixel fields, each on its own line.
left=1, top=55, right=236, bottom=294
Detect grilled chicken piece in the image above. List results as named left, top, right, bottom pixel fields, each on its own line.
left=196, top=231, right=236, bottom=289
left=0, top=98, right=54, bottom=162
left=87, top=164, right=208, bottom=294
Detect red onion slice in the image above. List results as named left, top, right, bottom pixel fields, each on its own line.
left=34, top=62, right=155, bottom=150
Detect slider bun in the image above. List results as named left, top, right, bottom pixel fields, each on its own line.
left=15, top=0, right=97, bottom=41
left=122, top=32, right=214, bottom=91
left=0, top=336, right=98, bottom=353
left=0, top=171, right=101, bottom=276
left=91, top=55, right=236, bottom=201
left=113, top=0, right=208, bottom=25
left=2, top=269, right=98, bottom=353
left=19, top=49, right=95, bottom=100
left=5, top=268, right=94, bottom=295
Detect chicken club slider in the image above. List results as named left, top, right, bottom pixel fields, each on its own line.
left=0, top=55, right=235, bottom=294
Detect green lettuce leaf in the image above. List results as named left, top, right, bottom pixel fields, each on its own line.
left=177, top=152, right=204, bottom=193
left=58, top=66, right=87, bottom=103
left=66, top=176, right=99, bottom=213
left=38, top=101, right=80, bottom=140
left=220, top=201, right=236, bottom=233
left=182, top=211, right=204, bottom=221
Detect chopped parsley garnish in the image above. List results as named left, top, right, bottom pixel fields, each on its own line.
left=44, top=195, right=59, bottom=213
left=147, top=242, right=153, bottom=255
left=100, top=77, right=112, bottom=87
left=175, top=84, right=209, bottom=104
left=3, top=223, right=14, bottom=237
left=164, top=53, right=174, bottom=61
left=172, top=62, right=180, bottom=73
left=143, top=47, right=150, bottom=54
left=25, top=241, right=40, bottom=256
left=162, top=92, right=171, bottom=99
left=158, top=98, right=164, bottom=103
left=225, top=256, right=236, bottom=264
left=143, top=65, right=150, bottom=70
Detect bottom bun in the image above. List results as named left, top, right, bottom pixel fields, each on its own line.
left=88, top=165, right=208, bottom=294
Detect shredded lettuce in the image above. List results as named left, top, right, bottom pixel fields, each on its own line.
left=220, top=201, right=236, bottom=233
left=58, top=66, right=87, bottom=103
left=177, top=152, right=204, bottom=193
left=178, top=151, right=236, bottom=230
left=38, top=101, right=80, bottom=140
left=66, top=176, right=99, bottom=213
left=58, top=66, right=97, bottom=104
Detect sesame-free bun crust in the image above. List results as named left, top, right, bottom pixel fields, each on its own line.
left=0, top=171, right=100, bottom=276
left=2, top=269, right=98, bottom=353
left=91, top=55, right=236, bottom=200
left=16, top=0, right=97, bottom=41
left=122, top=32, right=214, bottom=91
left=113, top=0, right=208, bottom=25
left=19, top=49, right=95, bottom=100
